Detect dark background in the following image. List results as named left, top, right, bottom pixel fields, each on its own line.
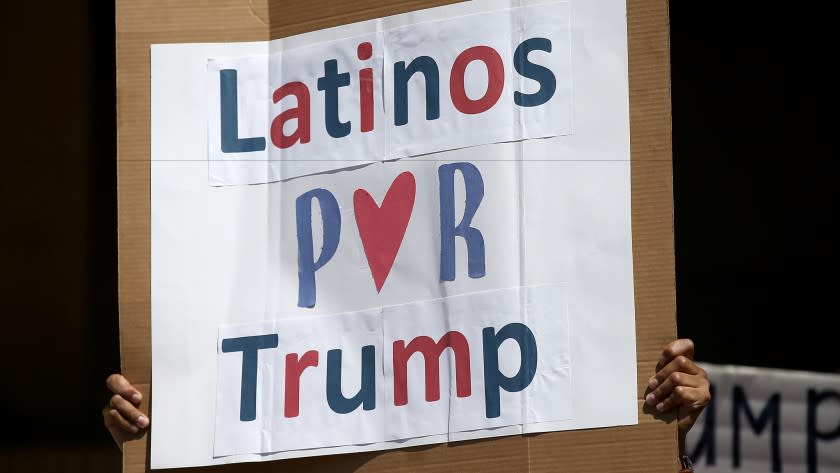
left=0, top=0, right=832, bottom=469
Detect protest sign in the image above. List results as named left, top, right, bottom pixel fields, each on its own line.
left=117, top=0, right=679, bottom=471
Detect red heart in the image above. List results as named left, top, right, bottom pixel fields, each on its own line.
left=353, top=172, right=416, bottom=292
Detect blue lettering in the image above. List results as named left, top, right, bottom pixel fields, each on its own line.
left=513, top=38, right=557, bottom=107
left=317, top=59, right=352, bottom=138
left=219, top=69, right=266, bottom=153
left=439, top=162, right=486, bottom=281
left=221, top=334, right=279, bottom=421
left=326, top=346, right=376, bottom=414
left=482, top=323, right=537, bottom=418
left=296, top=189, right=341, bottom=308
left=807, top=389, right=840, bottom=473
left=393, top=57, right=440, bottom=126
left=732, top=385, right=781, bottom=472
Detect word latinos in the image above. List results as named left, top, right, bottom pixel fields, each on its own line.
left=219, top=38, right=557, bottom=153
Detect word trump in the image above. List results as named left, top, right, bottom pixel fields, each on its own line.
left=221, top=322, right=537, bottom=422
left=206, top=3, right=572, bottom=184
left=296, top=162, right=486, bottom=308
left=213, top=285, right=571, bottom=455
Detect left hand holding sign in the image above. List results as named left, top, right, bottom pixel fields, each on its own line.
left=103, top=374, right=149, bottom=449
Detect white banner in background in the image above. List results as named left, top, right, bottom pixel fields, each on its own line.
left=687, top=364, right=840, bottom=473
left=151, top=0, right=637, bottom=469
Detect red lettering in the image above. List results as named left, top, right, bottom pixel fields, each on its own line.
left=270, top=82, right=311, bottom=149
left=392, top=331, right=471, bottom=406
left=449, top=46, right=505, bottom=115
left=357, top=41, right=372, bottom=60
left=359, top=68, right=374, bottom=132
left=284, top=350, right=319, bottom=418
left=358, top=42, right=374, bottom=133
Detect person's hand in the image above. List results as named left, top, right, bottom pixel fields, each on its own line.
left=645, top=338, right=711, bottom=454
left=102, top=374, right=149, bottom=449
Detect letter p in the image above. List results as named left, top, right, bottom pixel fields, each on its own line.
left=482, top=323, right=538, bottom=418
left=296, top=189, right=341, bottom=308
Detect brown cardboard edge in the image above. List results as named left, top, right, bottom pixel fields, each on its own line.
left=116, top=0, right=677, bottom=471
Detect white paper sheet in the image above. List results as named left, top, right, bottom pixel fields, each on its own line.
left=214, top=286, right=570, bottom=456
left=206, top=3, right=571, bottom=184
left=151, top=0, right=637, bottom=468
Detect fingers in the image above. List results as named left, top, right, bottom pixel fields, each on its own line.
left=646, top=369, right=707, bottom=411
left=103, top=374, right=149, bottom=449
left=658, top=385, right=711, bottom=413
left=109, top=393, right=150, bottom=430
left=106, top=374, right=142, bottom=405
left=652, top=355, right=703, bottom=389
left=103, top=405, right=139, bottom=434
left=658, top=338, right=695, bottom=369
left=646, top=346, right=710, bottom=412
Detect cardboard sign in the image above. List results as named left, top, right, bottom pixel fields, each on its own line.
left=117, top=0, right=680, bottom=471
